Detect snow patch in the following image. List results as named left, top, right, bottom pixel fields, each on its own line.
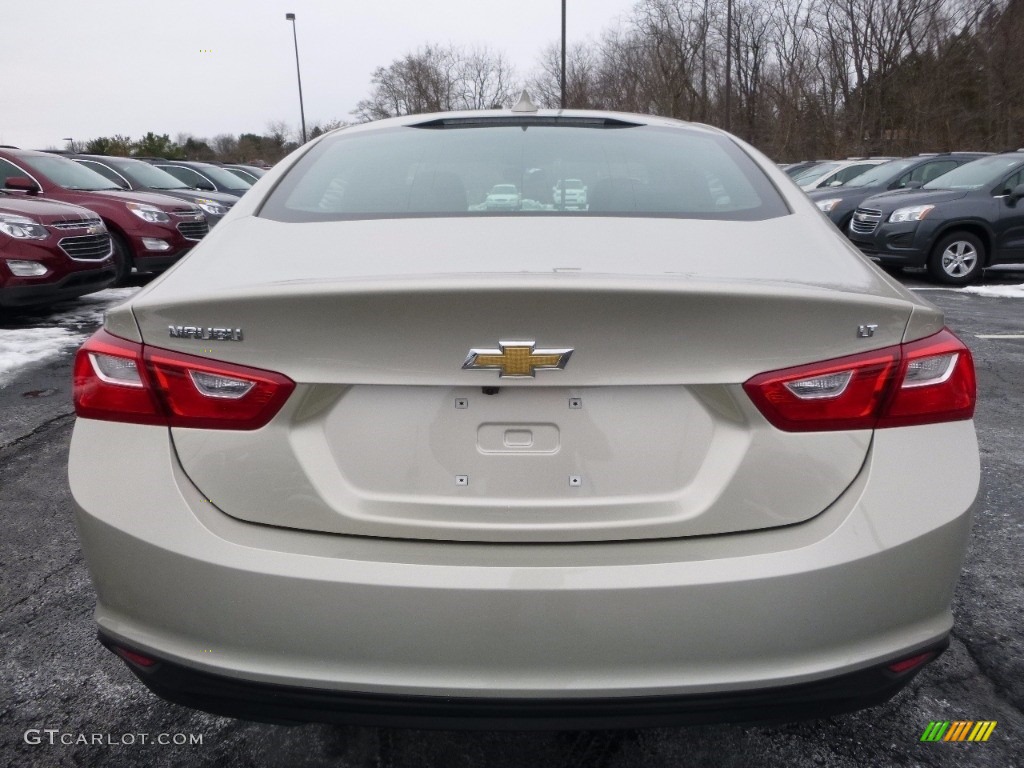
left=0, top=288, right=139, bottom=388
left=961, top=283, right=1024, bottom=298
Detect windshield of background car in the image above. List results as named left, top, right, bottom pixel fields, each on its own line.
left=792, top=162, right=840, bottom=185
left=194, top=165, right=252, bottom=191
left=841, top=158, right=918, bottom=188
left=112, top=159, right=189, bottom=190
left=24, top=155, right=120, bottom=191
left=922, top=156, right=1024, bottom=191
left=259, top=120, right=789, bottom=221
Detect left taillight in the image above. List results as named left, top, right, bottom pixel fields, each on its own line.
left=73, top=329, right=295, bottom=430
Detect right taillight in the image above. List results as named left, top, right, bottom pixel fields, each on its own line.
left=744, top=328, right=975, bottom=432
left=73, top=329, right=294, bottom=430
left=878, top=329, right=975, bottom=427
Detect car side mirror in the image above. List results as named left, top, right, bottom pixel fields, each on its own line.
left=904, top=180, right=924, bottom=189
left=195, top=180, right=216, bottom=191
left=4, top=176, right=41, bottom=195
left=1008, top=183, right=1024, bottom=204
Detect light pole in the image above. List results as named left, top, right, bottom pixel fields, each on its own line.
left=285, top=12, right=307, bottom=144
left=62, top=137, right=76, bottom=152
left=560, top=0, right=567, bottom=109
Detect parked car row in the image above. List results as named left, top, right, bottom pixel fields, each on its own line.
left=0, top=148, right=267, bottom=309
left=786, top=151, right=1024, bottom=284
left=473, top=179, right=590, bottom=212
left=5, top=132, right=1021, bottom=312
left=143, top=159, right=254, bottom=197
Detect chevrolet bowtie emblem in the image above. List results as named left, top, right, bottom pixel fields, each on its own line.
left=462, top=341, right=573, bottom=378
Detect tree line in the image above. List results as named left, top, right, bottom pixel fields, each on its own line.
left=69, top=0, right=1022, bottom=164
left=63, top=119, right=345, bottom=166
left=357, top=0, right=1022, bottom=160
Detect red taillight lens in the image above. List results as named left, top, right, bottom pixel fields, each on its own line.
left=73, top=331, right=165, bottom=425
left=73, top=329, right=295, bottom=430
left=144, top=346, right=294, bottom=429
left=744, top=328, right=975, bottom=432
left=744, top=348, right=900, bottom=432
left=879, top=330, right=975, bottom=427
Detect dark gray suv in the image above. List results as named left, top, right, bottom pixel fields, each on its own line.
left=847, top=153, right=1024, bottom=284
left=807, top=153, right=990, bottom=233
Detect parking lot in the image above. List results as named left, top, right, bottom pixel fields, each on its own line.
left=1, top=267, right=1022, bottom=768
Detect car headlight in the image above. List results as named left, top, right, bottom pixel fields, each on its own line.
left=0, top=213, right=49, bottom=240
left=194, top=198, right=229, bottom=216
left=125, top=202, right=170, bottom=223
left=815, top=199, right=842, bottom=213
left=889, top=204, right=935, bottom=223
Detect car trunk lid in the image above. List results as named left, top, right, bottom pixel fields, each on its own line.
left=126, top=216, right=929, bottom=542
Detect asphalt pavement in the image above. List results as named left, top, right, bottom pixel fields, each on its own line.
left=1, top=269, right=1023, bottom=767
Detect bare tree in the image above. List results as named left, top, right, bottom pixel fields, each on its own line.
left=632, top=0, right=717, bottom=119
left=212, top=134, right=238, bottom=158
left=528, top=42, right=603, bottom=108
left=731, top=0, right=774, bottom=143
left=309, top=119, right=349, bottom=139
left=455, top=47, right=517, bottom=109
left=354, top=44, right=516, bottom=121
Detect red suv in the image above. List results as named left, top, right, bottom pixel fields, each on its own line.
left=0, top=192, right=116, bottom=308
left=0, top=148, right=208, bottom=284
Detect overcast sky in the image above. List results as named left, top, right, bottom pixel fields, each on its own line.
left=1, top=0, right=636, bottom=150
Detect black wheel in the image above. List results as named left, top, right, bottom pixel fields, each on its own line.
left=110, top=232, right=133, bottom=286
left=927, top=231, right=985, bottom=285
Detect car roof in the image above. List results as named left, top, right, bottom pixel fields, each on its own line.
left=0, top=147, right=66, bottom=159
left=870, top=153, right=986, bottom=174
left=155, top=160, right=217, bottom=167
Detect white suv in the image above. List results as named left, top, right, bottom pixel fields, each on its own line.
left=553, top=178, right=587, bottom=208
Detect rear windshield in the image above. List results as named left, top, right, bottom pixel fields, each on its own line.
left=259, top=121, right=788, bottom=222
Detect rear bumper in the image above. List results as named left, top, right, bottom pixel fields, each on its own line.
left=69, top=418, right=979, bottom=726
left=101, top=631, right=948, bottom=729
